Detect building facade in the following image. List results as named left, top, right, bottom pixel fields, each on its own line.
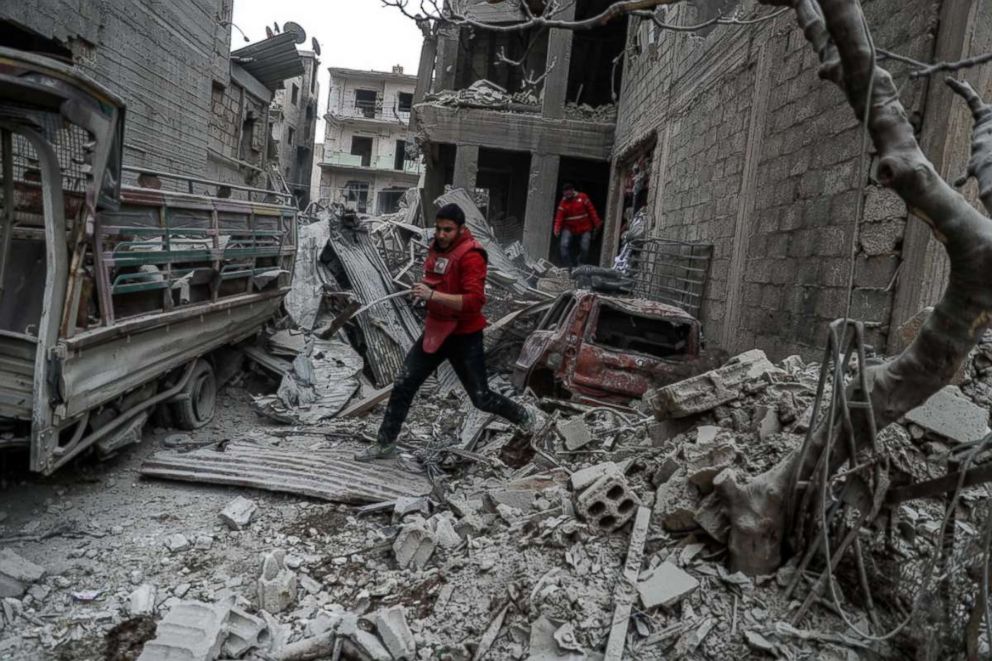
left=317, top=66, right=422, bottom=214
left=606, top=0, right=992, bottom=360
left=271, top=51, right=320, bottom=207
left=0, top=1, right=306, bottom=193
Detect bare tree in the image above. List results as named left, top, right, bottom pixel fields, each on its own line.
left=385, top=0, right=992, bottom=585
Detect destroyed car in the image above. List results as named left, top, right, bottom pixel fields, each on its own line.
left=512, top=291, right=712, bottom=402
left=0, top=48, right=296, bottom=473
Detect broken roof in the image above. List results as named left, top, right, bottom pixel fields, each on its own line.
left=231, top=33, right=305, bottom=91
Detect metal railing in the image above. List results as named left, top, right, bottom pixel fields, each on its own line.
left=320, top=153, right=423, bottom=175
left=626, top=238, right=713, bottom=318
left=328, top=105, right=412, bottom=123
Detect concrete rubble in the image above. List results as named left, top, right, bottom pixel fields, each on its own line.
left=220, top=496, right=258, bottom=531
left=3, top=180, right=992, bottom=660
left=257, top=550, right=298, bottom=614
left=0, top=549, right=45, bottom=598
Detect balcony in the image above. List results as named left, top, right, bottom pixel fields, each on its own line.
left=327, top=104, right=413, bottom=125
left=321, top=152, right=423, bottom=175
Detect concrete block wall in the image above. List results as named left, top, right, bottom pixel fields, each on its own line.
left=610, top=0, right=941, bottom=360
left=2, top=0, right=233, bottom=177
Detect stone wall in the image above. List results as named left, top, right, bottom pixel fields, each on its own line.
left=1, top=0, right=233, bottom=177
left=609, top=0, right=945, bottom=360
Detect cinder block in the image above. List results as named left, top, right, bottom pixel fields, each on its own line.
left=575, top=472, right=640, bottom=533
left=137, top=600, right=231, bottom=661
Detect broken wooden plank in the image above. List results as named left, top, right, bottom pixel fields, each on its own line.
left=472, top=602, right=510, bottom=661
left=604, top=506, right=651, bottom=661
left=338, top=384, right=393, bottom=418
left=141, top=441, right=431, bottom=503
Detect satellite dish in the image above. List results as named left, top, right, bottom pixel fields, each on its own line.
left=311, top=37, right=321, bottom=57
left=283, top=21, right=306, bottom=44
left=265, top=25, right=274, bottom=39
left=272, top=22, right=280, bottom=34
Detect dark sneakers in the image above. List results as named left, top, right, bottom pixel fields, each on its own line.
left=354, top=443, right=399, bottom=462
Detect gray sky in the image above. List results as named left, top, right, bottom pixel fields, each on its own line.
left=229, top=0, right=424, bottom=137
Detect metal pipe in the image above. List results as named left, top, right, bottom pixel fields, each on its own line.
left=51, top=360, right=197, bottom=467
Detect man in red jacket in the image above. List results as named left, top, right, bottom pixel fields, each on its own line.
left=356, top=203, right=536, bottom=461
left=553, top=183, right=602, bottom=268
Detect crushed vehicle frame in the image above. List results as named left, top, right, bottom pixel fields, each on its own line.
left=512, top=290, right=704, bottom=403
left=0, top=48, right=296, bottom=474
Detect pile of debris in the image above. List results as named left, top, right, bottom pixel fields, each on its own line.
left=108, top=331, right=992, bottom=658
left=31, top=185, right=979, bottom=659
left=425, top=80, right=542, bottom=113
left=563, top=102, right=618, bottom=123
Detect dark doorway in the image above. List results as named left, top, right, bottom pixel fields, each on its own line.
left=553, top=157, right=611, bottom=266
left=350, top=136, right=373, bottom=167
left=477, top=148, right=531, bottom=245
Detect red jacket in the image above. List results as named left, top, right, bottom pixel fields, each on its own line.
left=554, top=192, right=602, bottom=235
left=422, top=228, right=488, bottom=342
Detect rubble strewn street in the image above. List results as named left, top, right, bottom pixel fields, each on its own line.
left=5, top=0, right=992, bottom=659
left=1, top=186, right=991, bottom=658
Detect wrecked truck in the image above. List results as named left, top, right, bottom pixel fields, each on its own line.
left=512, top=290, right=716, bottom=403
left=0, top=48, right=296, bottom=474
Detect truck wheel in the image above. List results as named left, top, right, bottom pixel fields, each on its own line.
left=171, top=360, right=216, bottom=430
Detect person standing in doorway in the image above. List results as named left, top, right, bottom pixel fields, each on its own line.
left=553, top=183, right=602, bottom=268
left=355, top=203, right=539, bottom=461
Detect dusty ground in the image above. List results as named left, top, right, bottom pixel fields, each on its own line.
left=0, top=382, right=369, bottom=660
left=0, top=347, right=989, bottom=660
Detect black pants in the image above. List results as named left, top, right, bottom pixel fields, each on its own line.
left=376, top=331, right=528, bottom=446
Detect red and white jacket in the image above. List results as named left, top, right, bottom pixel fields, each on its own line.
left=421, top=228, right=488, bottom=353
left=553, top=192, right=602, bottom=235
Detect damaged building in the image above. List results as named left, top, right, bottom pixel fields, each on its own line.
left=412, top=0, right=627, bottom=258
left=603, top=0, right=992, bottom=360
left=0, top=1, right=311, bottom=194
left=317, top=66, right=423, bottom=214
left=269, top=45, right=321, bottom=207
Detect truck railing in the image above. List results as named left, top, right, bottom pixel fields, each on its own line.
left=121, top=166, right=294, bottom=206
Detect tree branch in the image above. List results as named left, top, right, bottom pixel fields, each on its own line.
left=947, top=78, right=992, bottom=215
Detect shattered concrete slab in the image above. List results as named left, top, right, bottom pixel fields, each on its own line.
left=219, top=496, right=258, bottom=530
left=570, top=462, right=620, bottom=491
left=557, top=416, right=593, bottom=451
left=646, top=350, right=781, bottom=419
left=637, top=561, right=699, bottom=609
left=141, top=440, right=432, bottom=503
left=374, top=606, right=416, bottom=660
left=904, top=386, right=990, bottom=444
left=137, top=600, right=231, bottom=661
left=127, top=584, right=157, bottom=616
left=0, top=549, right=44, bottom=598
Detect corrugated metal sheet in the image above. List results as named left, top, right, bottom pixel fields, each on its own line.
left=325, top=228, right=423, bottom=386
left=232, top=33, right=304, bottom=91
left=141, top=441, right=431, bottom=503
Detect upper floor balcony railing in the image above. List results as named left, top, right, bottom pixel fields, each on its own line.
left=321, top=152, right=423, bottom=175
left=327, top=104, right=413, bottom=124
